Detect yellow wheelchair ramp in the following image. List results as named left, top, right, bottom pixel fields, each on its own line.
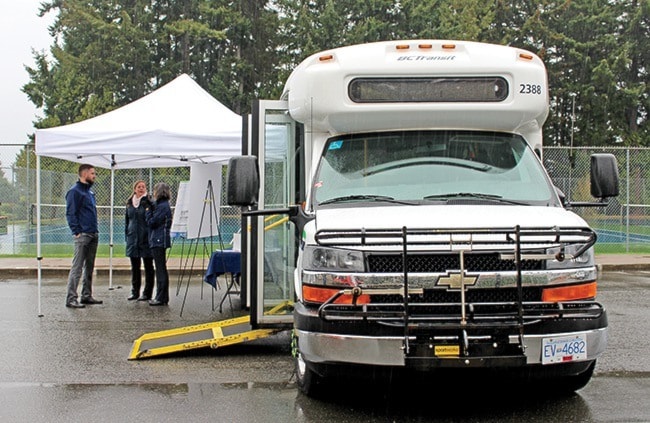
left=128, top=302, right=292, bottom=360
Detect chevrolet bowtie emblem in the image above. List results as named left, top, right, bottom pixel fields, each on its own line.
left=436, top=272, right=478, bottom=289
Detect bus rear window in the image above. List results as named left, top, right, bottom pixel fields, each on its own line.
left=348, top=77, right=508, bottom=103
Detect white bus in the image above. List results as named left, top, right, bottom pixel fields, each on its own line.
left=227, top=40, right=619, bottom=397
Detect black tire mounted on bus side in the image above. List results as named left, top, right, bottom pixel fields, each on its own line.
left=295, top=350, right=326, bottom=397
left=551, top=360, right=597, bottom=394
left=521, top=359, right=597, bottom=395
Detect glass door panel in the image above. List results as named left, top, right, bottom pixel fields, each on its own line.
left=252, top=100, right=295, bottom=325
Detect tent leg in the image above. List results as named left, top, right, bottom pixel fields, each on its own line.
left=108, top=158, right=119, bottom=290
left=36, top=155, right=44, bottom=317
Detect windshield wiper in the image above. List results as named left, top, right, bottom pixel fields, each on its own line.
left=423, top=192, right=528, bottom=205
left=363, top=159, right=491, bottom=177
left=319, top=194, right=414, bottom=205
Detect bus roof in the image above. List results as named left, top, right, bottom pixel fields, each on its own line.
left=284, top=40, right=549, bottom=149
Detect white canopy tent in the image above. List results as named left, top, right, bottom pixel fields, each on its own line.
left=36, top=73, right=242, bottom=167
left=34, top=74, right=242, bottom=316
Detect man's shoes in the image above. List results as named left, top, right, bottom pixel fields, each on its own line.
left=137, top=296, right=149, bottom=301
left=80, top=297, right=103, bottom=305
left=65, top=301, right=85, bottom=309
left=127, top=294, right=138, bottom=301
left=149, top=300, right=167, bottom=306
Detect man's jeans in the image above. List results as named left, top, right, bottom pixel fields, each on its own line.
left=66, top=233, right=99, bottom=304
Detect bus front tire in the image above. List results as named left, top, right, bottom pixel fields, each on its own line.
left=295, top=351, right=326, bottom=397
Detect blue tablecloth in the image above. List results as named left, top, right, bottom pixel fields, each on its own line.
left=204, top=250, right=241, bottom=288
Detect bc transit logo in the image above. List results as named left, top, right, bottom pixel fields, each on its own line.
left=397, top=55, right=456, bottom=61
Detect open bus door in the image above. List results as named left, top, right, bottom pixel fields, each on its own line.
left=243, top=99, right=300, bottom=328
left=127, top=100, right=297, bottom=360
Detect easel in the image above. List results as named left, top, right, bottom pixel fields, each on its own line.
left=177, top=179, right=230, bottom=316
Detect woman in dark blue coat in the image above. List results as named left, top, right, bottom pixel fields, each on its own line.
left=145, top=182, right=173, bottom=306
left=125, top=180, right=154, bottom=301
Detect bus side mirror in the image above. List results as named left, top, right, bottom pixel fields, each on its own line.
left=590, top=153, right=619, bottom=199
left=227, top=156, right=260, bottom=207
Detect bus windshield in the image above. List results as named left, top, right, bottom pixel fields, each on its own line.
left=312, top=131, right=558, bottom=207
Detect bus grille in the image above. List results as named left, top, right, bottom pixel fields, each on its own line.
left=371, top=287, right=543, bottom=305
left=367, top=253, right=543, bottom=273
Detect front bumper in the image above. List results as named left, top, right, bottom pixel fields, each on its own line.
left=294, top=302, right=608, bottom=368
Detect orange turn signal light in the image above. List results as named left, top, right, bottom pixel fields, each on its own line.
left=303, top=285, right=370, bottom=305
left=541, top=282, right=597, bottom=302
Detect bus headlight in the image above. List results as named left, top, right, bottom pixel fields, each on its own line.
left=303, top=246, right=364, bottom=272
left=546, top=245, right=594, bottom=269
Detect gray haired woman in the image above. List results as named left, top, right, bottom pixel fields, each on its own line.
left=145, top=182, right=172, bottom=306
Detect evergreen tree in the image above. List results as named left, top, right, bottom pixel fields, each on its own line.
left=19, top=0, right=650, bottom=150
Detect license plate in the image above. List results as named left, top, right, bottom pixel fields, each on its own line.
left=541, top=334, right=587, bottom=364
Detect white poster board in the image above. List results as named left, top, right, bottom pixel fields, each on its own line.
left=187, top=162, right=223, bottom=239
left=170, top=181, right=190, bottom=238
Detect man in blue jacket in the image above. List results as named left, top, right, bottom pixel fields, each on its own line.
left=65, top=164, right=103, bottom=308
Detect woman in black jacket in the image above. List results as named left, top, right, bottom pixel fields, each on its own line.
left=125, top=180, right=154, bottom=301
left=145, top=182, right=173, bottom=306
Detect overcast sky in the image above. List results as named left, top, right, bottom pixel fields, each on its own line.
left=0, top=1, right=54, bottom=167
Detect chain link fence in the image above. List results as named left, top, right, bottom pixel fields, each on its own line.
left=544, top=146, right=650, bottom=253
left=0, top=144, right=240, bottom=256
left=1, top=144, right=649, bottom=256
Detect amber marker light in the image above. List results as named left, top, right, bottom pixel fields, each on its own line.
left=303, top=285, right=371, bottom=305
left=319, top=54, right=334, bottom=62
left=418, top=43, right=433, bottom=49
left=395, top=44, right=410, bottom=50
left=441, top=43, right=456, bottom=50
left=519, top=52, right=534, bottom=61
left=541, top=282, right=598, bottom=302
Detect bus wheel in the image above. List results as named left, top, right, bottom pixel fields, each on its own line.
left=554, top=360, right=597, bottom=393
left=525, top=359, right=597, bottom=396
left=295, top=350, right=325, bottom=397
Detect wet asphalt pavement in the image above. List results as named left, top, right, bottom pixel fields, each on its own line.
left=0, top=271, right=649, bottom=422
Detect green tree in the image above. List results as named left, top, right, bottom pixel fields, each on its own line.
left=23, top=0, right=156, bottom=129
left=0, top=161, right=19, bottom=206
left=398, top=0, right=495, bottom=41
left=616, top=0, right=649, bottom=146
left=485, top=0, right=648, bottom=147
left=20, top=0, right=650, bottom=151
left=208, top=0, right=283, bottom=112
